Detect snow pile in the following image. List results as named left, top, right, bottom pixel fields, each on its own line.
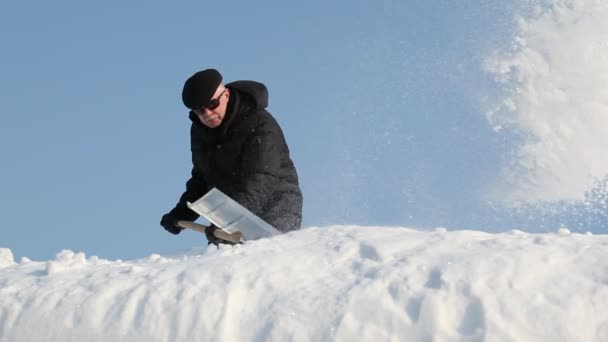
left=1, top=226, right=608, bottom=342
left=0, top=249, right=15, bottom=268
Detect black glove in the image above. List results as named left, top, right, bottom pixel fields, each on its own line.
left=160, top=213, right=183, bottom=235
left=204, top=225, right=221, bottom=245
left=205, top=225, right=238, bottom=246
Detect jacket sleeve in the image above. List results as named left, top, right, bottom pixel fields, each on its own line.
left=230, top=115, right=285, bottom=214
left=168, top=166, right=206, bottom=221
left=168, top=126, right=209, bottom=221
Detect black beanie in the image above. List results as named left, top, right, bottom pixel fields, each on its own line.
left=182, top=69, right=223, bottom=110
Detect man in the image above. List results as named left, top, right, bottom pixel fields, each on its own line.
left=160, top=68, right=303, bottom=245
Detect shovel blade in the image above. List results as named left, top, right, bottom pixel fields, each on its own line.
left=187, top=188, right=280, bottom=241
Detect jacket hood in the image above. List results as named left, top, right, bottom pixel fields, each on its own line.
left=226, top=81, right=268, bottom=109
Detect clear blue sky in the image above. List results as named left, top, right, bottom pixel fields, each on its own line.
left=2, top=1, right=600, bottom=260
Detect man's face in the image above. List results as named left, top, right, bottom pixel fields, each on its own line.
left=193, top=86, right=229, bottom=128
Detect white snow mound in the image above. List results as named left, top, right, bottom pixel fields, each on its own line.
left=1, top=226, right=608, bottom=342
left=0, top=248, right=15, bottom=268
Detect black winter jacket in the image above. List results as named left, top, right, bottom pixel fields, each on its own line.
left=168, top=81, right=303, bottom=232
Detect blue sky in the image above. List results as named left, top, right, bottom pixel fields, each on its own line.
left=2, top=1, right=603, bottom=260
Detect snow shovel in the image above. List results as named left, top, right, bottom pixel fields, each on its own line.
left=186, top=188, right=281, bottom=241
left=177, top=220, right=244, bottom=244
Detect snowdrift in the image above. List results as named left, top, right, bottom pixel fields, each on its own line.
left=1, top=226, right=607, bottom=342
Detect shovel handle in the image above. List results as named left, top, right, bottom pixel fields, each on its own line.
left=177, top=220, right=207, bottom=233
left=177, top=221, right=244, bottom=243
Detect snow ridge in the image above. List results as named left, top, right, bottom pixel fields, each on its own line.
left=1, top=226, right=608, bottom=342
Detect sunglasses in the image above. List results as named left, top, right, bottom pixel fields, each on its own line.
left=193, top=88, right=227, bottom=115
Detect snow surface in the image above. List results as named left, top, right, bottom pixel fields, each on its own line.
left=1, top=226, right=608, bottom=342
